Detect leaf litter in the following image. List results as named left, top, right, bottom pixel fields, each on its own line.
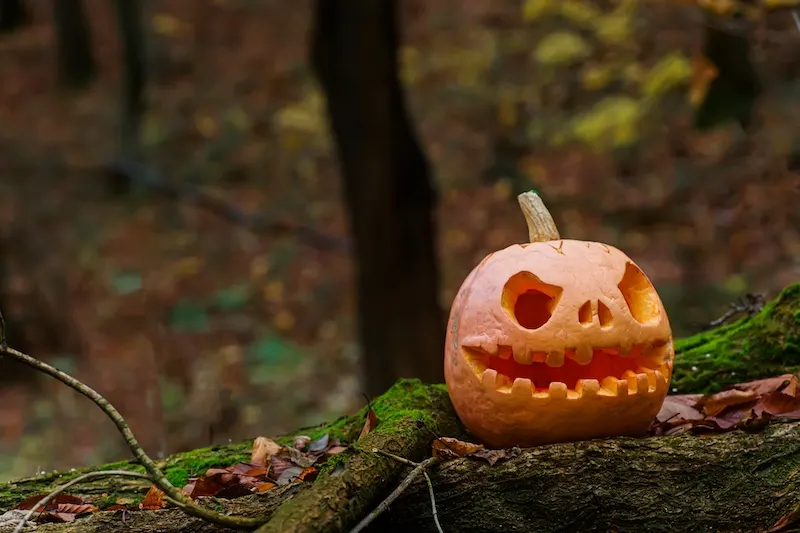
left=650, top=373, right=800, bottom=436
left=10, top=432, right=345, bottom=527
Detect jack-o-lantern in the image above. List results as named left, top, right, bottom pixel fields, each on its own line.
left=444, top=191, right=673, bottom=448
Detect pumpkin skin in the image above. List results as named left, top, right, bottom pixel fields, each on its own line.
left=444, top=195, right=673, bottom=449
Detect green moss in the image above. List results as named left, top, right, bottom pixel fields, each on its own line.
left=673, top=283, right=800, bottom=394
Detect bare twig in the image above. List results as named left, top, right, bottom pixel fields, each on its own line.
left=13, top=470, right=150, bottom=533
left=423, top=470, right=444, bottom=533
left=706, top=293, right=766, bottom=329
left=104, top=158, right=351, bottom=252
left=0, top=337, right=266, bottom=529
left=350, top=451, right=442, bottom=533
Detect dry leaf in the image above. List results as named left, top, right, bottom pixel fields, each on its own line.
left=358, top=408, right=379, bottom=440
left=698, top=388, right=758, bottom=417
left=469, top=447, right=521, bottom=466
left=139, top=486, right=167, bottom=510
left=432, top=437, right=484, bottom=460
left=251, top=436, right=282, bottom=466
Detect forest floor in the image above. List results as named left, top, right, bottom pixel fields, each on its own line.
left=0, top=0, right=798, bottom=480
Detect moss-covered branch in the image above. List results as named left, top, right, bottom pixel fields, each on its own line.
left=373, top=421, right=800, bottom=533
left=672, top=283, right=800, bottom=394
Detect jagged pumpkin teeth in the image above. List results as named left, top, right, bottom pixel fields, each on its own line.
left=497, top=346, right=513, bottom=359
left=601, top=376, right=619, bottom=395
left=637, top=367, right=658, bottom=389
left=576, top=379, right=600, bottom=396
left=546, top=350, right=565, bottom=367
left=573, top=345, right=593, bottom=364
left=513, top=349, right=533, bottom=365
left=512, top=378, right=533, bottom=396
left=481, top=369, right=498, bottom=389
left=444, top=191, right=674, bottom=448
left=548, top=382, right=568, bottom=399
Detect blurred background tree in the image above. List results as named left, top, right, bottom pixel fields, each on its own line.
left=0, top=0, right=798, bottom=480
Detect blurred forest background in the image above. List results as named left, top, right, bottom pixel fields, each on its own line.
left=0, top=0, right=799, bottom=481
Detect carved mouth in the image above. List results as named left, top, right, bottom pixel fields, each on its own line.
left=462, top=341, right=671, bottom=398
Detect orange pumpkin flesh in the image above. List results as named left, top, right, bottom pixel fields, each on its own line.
left=444, top=192, right=673, bottom=449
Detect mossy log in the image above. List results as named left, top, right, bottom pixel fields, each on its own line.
left=2, top=284, right=800, bottom=533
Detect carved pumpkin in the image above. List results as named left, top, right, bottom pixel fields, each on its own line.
left=444, top=191, right=673, bottom=448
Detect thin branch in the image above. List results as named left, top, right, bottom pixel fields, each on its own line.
left=350, top=453, right=441, bottom=533
left=0, top=341, right=267, bottom=529
left=13, top=470, right=150, bottom=533
left=423, top=470, right=444, bottom=533
left=104, top=158, right=351, bottom=252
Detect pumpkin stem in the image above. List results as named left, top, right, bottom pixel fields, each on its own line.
left=517, top=190, right=560, bottom=243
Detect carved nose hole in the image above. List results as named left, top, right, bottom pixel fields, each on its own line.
left=598, top=300, right=614, bottom=328
left=578, top=301, right=593, bottom=326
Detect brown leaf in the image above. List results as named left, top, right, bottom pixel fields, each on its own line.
left=254, top=482, right=277, bottom=493
left=13, top=493, right=87, bottom=511
left=655, top=394, right=704, bottom=423
left=297, top=467, right=319, bottom=482
left=733, top=374, right=798, bottom=397
left=251, top=436, right=282, bottom=466
left=56, top=503, right=98, bottom=516
left=469, top=447, right=521, bottom=466
left=432, top=437, right=484, bottom=460
left=757, top=391, right=800, bottom=418
left=139, top=486, right=167, bottom=510
left=358, top=408, right=379, bottom=440
left=698, top=388, right=758, bottom=417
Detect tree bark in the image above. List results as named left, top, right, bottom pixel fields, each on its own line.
left=52, top=0, right=96, bottom=90
left=4, top=283, right=800, bottom=533
left=309, top=0, right=445, bottom=398
left=113, top=0, right=146, bottom=158
left=0, top=0, right=27, bottom=34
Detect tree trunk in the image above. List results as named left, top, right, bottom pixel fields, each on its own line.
left=52, top=0, right=96, bottom=90
left=113, top=0, right=146, bottom=158
left=4, top=283, right=800, bottom=533
left=0, top=0, right=27, bottom=34
left=309, top=0, right=445, bottom=398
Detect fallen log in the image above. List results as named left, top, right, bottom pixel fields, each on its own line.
left=2, top=283, right=800, bottom=532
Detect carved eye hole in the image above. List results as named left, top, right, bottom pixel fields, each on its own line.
left=618, top=262, right=661, bottom=325
left=502, top=272, right=563, bottom=330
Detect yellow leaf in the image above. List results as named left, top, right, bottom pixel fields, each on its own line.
left=641, top=52, right=693, bottom=98
left=152, top=14, right=184, bottom=37
left=594, top=13, right=631, bottom=45
left=263, top=281, right=284, bottom=303
left=533, top=32, right=591, bottom=66
left=560, top=0, right=602, bottom=24
left=570, top=96, right=643, bottom=149
left=274, top=310, right=295, bottom=331
left=194, top=114, right=217, bottom=138
left=581, top=64, right=615, bottom=91
left=522, top=0, right=555, bottom=21
left=175, top=257, right=202, bottom=277
left=227, top=107, right=251, bottom=131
